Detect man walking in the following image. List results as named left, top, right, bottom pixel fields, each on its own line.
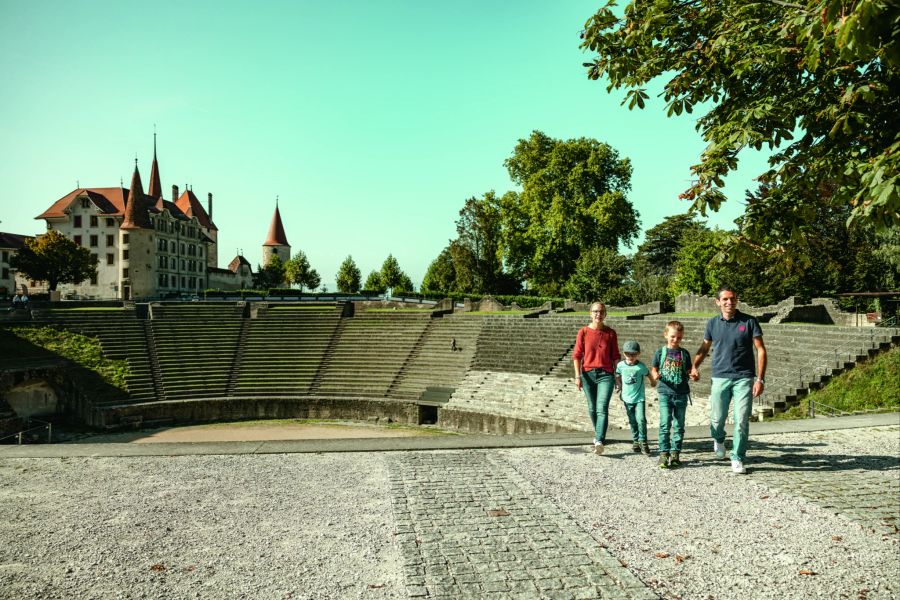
left=690, top=286, right=767, bottom=474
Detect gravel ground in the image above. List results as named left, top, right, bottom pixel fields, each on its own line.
left=504, top=427, right=900, bottom=600
left=0, top=454, right=404, bottom=600
left=1, top=426, right=897, bottom=600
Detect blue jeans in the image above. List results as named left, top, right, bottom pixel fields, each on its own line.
left=623, top=401, right=647, bottom=442
left=582, top=369, right=615, bottom=443
left=658, top=392, right=688, bottom=453
left=709, top=377, right=753, bottom=461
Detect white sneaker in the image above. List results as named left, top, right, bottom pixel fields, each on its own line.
left=713, top=441, right=727, bottom=459
left=594, top=441, right=605, bottom=455
left=731, top=460, right=746, bottom=474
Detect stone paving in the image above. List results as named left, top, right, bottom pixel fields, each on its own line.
left=389, top=451, right=658, bottom=599
left=741, top=427, right=900, bottom=539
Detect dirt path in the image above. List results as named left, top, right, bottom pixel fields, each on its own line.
left=79, top=421, right=448, bottom=444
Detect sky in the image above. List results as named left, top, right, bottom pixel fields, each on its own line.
left=0, top=0, right=770, bottom=290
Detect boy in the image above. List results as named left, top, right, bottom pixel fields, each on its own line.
left=652, top=321, right=691, bottom=469
left=615, top=340, right=655, bottom=455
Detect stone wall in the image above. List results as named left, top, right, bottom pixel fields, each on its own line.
left=563, top=300, right=663, bottom=314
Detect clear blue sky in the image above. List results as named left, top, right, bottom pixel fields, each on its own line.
left=0, top=0, right=768, bottom=290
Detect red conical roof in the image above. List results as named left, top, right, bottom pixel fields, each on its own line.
left=121, top=163, right=152, bottom=230
left=263, top=204, right=289, bottom=246
left=148, top=136, right=162, bottom=199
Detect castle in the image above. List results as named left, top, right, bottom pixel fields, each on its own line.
left=32, top=138, right=258, bottom=300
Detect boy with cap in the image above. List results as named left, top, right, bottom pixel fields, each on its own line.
left=615, top=340, right=656, bottom=454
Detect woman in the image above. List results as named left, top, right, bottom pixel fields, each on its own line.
left=573, top=301, right=620, bottom=454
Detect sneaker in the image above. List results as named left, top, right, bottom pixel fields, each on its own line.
left=669, top=451, right=682, bottom=468
left=594, top=441, right=605, bottom=455
left=731, top=460, right=747, bottom=474
left=658, top=453, right=670, bottom=469
left=641, top=443, right=651, bottom=455
left=713, top=440, right=727, bottom=460
left=632, top=442, right=641, bottom=453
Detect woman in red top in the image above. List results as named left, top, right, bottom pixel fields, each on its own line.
left=573, top=301, right=620, bottom=454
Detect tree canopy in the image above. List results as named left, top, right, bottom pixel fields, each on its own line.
left=581, top=0, right=900, bottom=236
left=284, top=251, right=321, bottom=292
left=254, top=254, right=286, bottom=289
left=11, top=229, right=97, bottom=291
left=335, top=255, right=361, bottom=293
left=501, top=131, right=639, bottom=294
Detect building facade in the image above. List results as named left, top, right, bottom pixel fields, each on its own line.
left=34, top=140, right=251, bottom=300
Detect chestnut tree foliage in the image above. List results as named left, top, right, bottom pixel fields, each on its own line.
left=581, top=0, right=900, bottom=271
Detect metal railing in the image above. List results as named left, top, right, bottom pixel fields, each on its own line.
left=0, top=418, right=53, bottom=446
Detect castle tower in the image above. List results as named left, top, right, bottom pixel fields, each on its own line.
left=119, top=161, right=155, bottom=300
left=262, top=201, right=290, bottom=266
left=147, top=133, right=162, bottom=199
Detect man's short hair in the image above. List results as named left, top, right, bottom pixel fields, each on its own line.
left=716, top=285, right=737, bottom=300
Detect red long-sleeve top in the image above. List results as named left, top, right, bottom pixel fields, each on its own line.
left=573, top=325, right=620, bottom=373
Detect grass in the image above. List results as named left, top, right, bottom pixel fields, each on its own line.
left=267, top=305, right=335, bottom=311
left=774, top=346, right=900, bottom=419
left=366, top=308, right=435, bottom=312
left=9, top=326, right=130, bottom=392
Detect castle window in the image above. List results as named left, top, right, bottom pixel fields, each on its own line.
left=107, top=254, right=114, bottom=265
left=123, top=250, right=129, bottom=260
left=1, top=251, right=7, bottom=262
left=90, top=216, right=98, bottom=227
left=106, top=234, right=114, bottom=246
left=74, top=235, right=82, bottom=246
left=74, top=216, right=82, bottom=227
left=2, top=268, right=7, bottom=280
left=90, top=235, right=98, bottom=247
left=181, top=243, right=185, bottom=254
left=81, top=198, right=89, bottom=208
left=106, top=218, right=114, bottom=227
left=123, top=234, right=130, bottom=244
left=123, top=268, right=129, bottom=279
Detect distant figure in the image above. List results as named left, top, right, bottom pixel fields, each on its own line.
left=12, top=292, right=26, bottom=310
left=450, top=337, right=458, bottom=352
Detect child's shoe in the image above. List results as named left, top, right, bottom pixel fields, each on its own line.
left=658, top=452, right=670, bottom=469
left=632, top=441, right=641, bottom=453
left=669, top=451, right=682, bottom=468
left=641, top=442, right=651, bottom=455
left=713, top=440, right=727, bottom=459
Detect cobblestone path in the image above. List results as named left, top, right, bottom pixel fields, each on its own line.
left=730, top=428, right=900, bottom=539
left=389, top=451, right=658, bottom=599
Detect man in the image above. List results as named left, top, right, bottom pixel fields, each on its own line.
left=690, top=286, right=767, bottom=474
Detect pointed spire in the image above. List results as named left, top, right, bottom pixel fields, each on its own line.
left=148, top=131, right=162, bottom=199
left=121, top=160, right=151, bottom=229
left=263, top=201, right=290, bottom=246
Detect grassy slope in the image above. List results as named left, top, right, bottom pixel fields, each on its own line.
left=8, top=326, right=129, bottom=392
left=776, top=345, right=900, bottom=419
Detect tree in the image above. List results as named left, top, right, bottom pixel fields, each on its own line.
left=501, top=131, right=639, bottom=294
left=563, top=246, right=631, bottom=303
left=581, top=0, right=900, bottom=240
left=635, top=214, right=708, bottom=277
left=11, top=229, right=97, bottom=291
left=379, top=254, right=405, bottom=289
left=254, top=254, right=286, bottom=289
left=456, top=192, right=505, bottom=293
left=335, top=255, right=361, bottom=293
left=284, top=250, right=320, bottom=292
left=669, top=228, right=732, bottom=299
left=363, top=270, right=384, bottom=293
left=421, top=246, right=457, bottom=295
left=396, top=273, right=415, bottom=294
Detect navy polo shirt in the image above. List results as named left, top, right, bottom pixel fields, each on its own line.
left=703, top=310, right=763, bottom=379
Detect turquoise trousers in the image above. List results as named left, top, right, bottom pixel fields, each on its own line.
left=658, top=392, right=688, bottom=453
left=709, top=377, right=754, bottom=461
left=582, top=369, right=615, bottom=443
left=623, top=401, right=647, bottom=442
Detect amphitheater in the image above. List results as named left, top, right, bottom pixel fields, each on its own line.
left=1, top=301, right=899, bottom=600
left=1, top=300, right=897, bottom=436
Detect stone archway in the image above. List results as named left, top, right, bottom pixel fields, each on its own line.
left=5, top=379, right=59, bottom=418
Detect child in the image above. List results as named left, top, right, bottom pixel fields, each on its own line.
left=651, top=321, right=692, bottom=469
left=615, top=340, right=656, bottom=455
